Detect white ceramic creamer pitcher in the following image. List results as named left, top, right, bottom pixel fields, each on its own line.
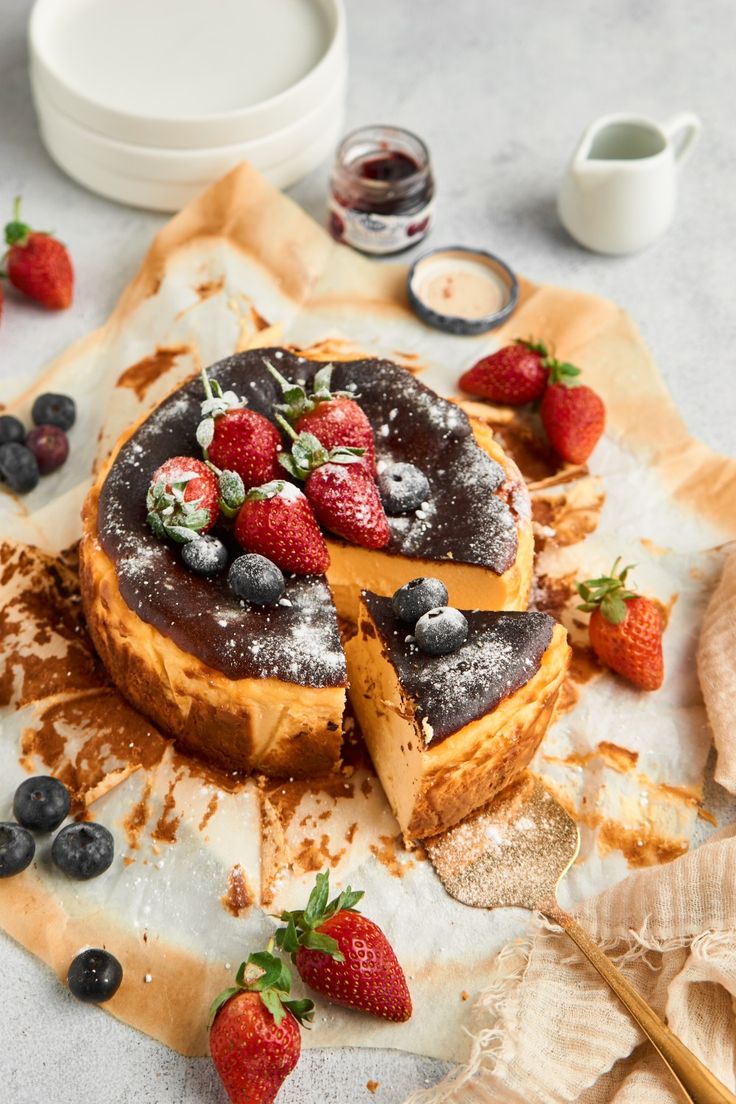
left=557, top=112, right=701, bottom=254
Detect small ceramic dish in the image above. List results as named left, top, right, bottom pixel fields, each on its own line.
left=32, top=68, right=347, bottom=184
left=29, top=0, right=346, bottom=148
left=407, top=246, right=519, bottom=334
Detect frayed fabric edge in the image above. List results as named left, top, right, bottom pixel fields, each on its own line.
left=401, top=937, right=534, bottom=1104
left=401, top=916, right=735, bottom=1104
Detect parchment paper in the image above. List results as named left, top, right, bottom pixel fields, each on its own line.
left=1, top=163, right=735, bottom=1063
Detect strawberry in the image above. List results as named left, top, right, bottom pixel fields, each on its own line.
left=275, top=871, right=412, bottom=1023
left=458, top=339, right=549, bottom=404
left=306, top=461, right=390, bottom=549
left=209, top=949, right=313, bottom=1104
left=146, top=456, right=219, bottom=542
left=266, top=359, right=377, bottom=474
left=540, top=359, right=605, bottom=464
left=0, top=279, right=4, bottom=323
left=577, top=559, right=664, bottom=690
left=278, top=423, right=390, bottom=550
left=3, top=198, right=73, bottom=310
left=234, top=480, right=329, bottom=575
left=197, top=367, right=282, bottom=489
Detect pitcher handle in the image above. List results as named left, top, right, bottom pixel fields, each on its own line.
left=663, top=112, right=702, bottom=166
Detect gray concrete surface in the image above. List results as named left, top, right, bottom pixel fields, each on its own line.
left=1, top=0, right=733, bottom=1100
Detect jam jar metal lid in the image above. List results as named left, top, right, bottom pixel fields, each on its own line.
left=407, top=246, right=519, bottom=334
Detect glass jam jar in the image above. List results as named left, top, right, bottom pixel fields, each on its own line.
left=329, top=125, right=435, bottom=255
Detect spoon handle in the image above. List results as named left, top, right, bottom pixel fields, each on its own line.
left=545, top=903, right=736, bottom=1104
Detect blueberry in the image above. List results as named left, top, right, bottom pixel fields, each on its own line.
left=13, top=775, right=71, bottom=832
left=0, top=442, right=40, bottom=494
left=67, top=948, right=123, bottom=1004
left=0, top=822, right=35, bottom=877
left=52, top=822, right=114, bottom=880
left=228, top=554, right=285, bottom=605
left=392, top=577, right=449, bottom=624
left=0, top=415, right=25, bottom=446
left=378, top=463, right=430, bottom=516
left=31, top=392, right=76, bottom=431
left=415, top=606, right=469, bottom=656
left=25, top=424, right=69, bottom=475
left=181, top=534, right=228, bottom=576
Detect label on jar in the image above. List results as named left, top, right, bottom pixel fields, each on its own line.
left=329, top=197, right=434, bottom=255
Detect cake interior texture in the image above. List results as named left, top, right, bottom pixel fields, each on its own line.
left=346, top=592, right=570, bottom=839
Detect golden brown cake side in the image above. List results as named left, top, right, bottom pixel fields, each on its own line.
left=79, top=472, right=345, bottom=778
left=346, top=598, right=569, bottom=839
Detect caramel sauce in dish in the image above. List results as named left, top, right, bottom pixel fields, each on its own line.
left=407, top=247, right=518, bottom=334
left=415, top=256, right=506, bottom=321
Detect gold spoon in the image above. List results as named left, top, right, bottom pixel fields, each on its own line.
left=425, top=773, right=736, bottom=1104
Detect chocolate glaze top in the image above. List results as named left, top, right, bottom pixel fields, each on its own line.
left=363, top=592, right=555, bottom=746
left=97, top=348, right=519, bottom=686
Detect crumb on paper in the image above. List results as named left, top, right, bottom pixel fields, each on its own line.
left=367, top=1081, right=379, bottom=1094
left=460, top=990, right=469, bottom=1001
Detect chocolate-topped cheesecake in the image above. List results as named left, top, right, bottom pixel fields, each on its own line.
left=346, top=592, right=569, bottom=838
left=80, top=348, right=534, bottom=776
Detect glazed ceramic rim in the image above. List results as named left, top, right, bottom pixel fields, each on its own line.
left=406, top=245, right=519, bottom=335
left=39, top=108, right=346, bottom=212
left=29, top=0, right=346, bottom=149
left=32, top=65, right=347, bottom=183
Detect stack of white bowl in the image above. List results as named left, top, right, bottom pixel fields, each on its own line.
left=29, top=0, right=347, bottom=212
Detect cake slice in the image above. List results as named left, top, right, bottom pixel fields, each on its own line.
left=346, top=591, right=570, bottom=839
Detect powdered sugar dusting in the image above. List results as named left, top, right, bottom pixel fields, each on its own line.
left=98, top=361, right=346, bottom=688
left=365, top=594, right=554, bottom=745
left=426, top=775, right=579, bottom=910
left=98, top=347, right=525, bottom=686
left=327, top=358, right=519, bottom=572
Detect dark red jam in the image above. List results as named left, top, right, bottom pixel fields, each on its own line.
left=359, top=151, right=419, bottom=184
left=329, top=126, right=435, bottom=255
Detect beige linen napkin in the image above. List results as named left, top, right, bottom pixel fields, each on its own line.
left=698, top=542, right=736, bottom=793
left=404, top=554, right=736, bottom=1103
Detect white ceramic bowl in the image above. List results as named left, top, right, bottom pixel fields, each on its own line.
left=38, top=108, right=345, bottom=212
left=29, top=0, right=346, bottom=149
left=32, top=67, right=346, bottom=184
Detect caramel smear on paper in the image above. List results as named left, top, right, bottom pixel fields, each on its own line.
left=258, top=760, right=401, bottom=907
left=369, top=833, right=420, bottom=878
left=0, top=530, right=708, bottom=903
left=541, top=773, right=689, bottom=868
left=195, top=277, right=225, bottom=301
left=222, top=864, right=254, bottom=917
left=118, top=345, right=191, bottom=401
left=539, top=743, right=706, bottom=867
left=532, top=477, right=605, bottom=551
